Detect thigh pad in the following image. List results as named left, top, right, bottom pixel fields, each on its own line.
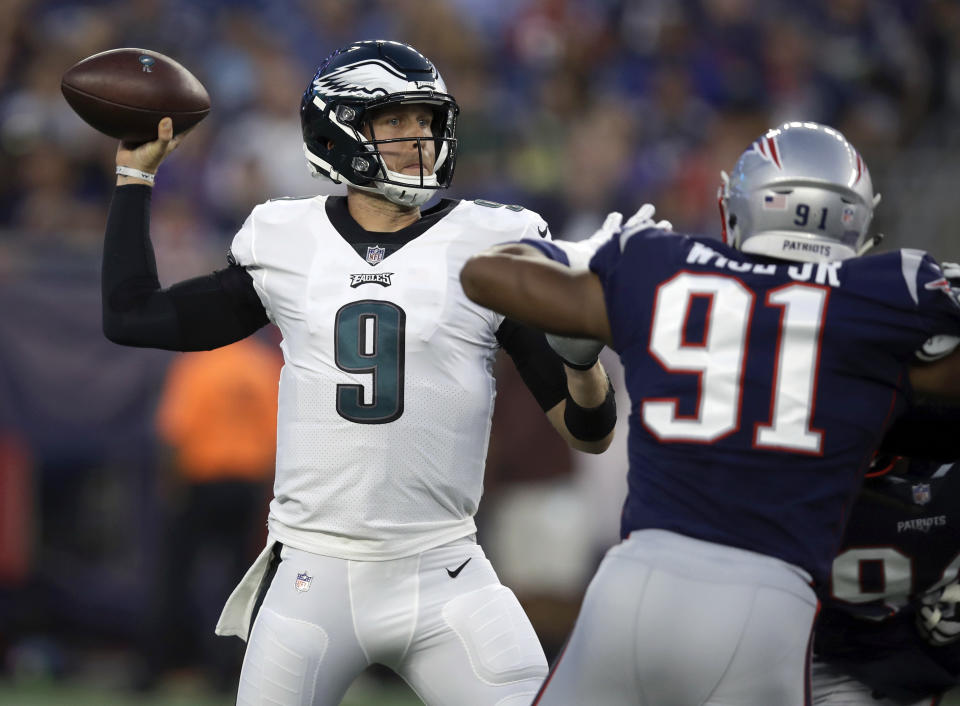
left=442, top=584, right=547, bottom=685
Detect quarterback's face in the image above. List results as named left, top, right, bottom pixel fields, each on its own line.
left=363, top=103, right=437, bottom=176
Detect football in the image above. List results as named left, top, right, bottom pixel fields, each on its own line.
left=61, top=48, right=210, bottom=143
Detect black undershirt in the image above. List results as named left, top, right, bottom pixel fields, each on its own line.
left=324, top=195, right=459, bottom=260
left=879, top=404, right=960, bottom=461
left=101, top=186, right=567, bottom=410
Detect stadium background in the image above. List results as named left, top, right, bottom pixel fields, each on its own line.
left=0, top=0, right=959, bottom=703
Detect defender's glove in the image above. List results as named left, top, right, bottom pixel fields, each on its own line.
left=620, top=203, right=673, bottom=237
left=549, top=204, right=673, bottom=272
left=917, top=581, right=960, bottom=646
left=940, top=261, right=960, bottom=284
left=538, top=204, right=671, bottom=368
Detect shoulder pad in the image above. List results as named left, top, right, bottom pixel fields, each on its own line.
left=267, top=195, right=314, bottom=202
left=456, top=199, right=547, bottom=236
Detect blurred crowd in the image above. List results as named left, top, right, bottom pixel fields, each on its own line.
left=1, top=0, right=959, bottom=696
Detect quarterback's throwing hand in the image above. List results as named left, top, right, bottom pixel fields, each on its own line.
left=116, top=117, right=188, bottom=179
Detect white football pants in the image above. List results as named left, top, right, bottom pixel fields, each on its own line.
left=810, top=659, right=942, bottom=706
left=235, top=538, right=547, bottom=706
left=534, top=529, right=818, bottom=706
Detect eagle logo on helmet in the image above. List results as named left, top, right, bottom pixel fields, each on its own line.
left=314, top=60, right=442, bottom=99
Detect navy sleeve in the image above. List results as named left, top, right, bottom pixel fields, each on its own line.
left=902, top=249, right=960, bottom=341
left=516, top=239, right=570, bottom=265
left=589, top=226, right=680, bottom=353
left=102, top=185, right=269, bottom=351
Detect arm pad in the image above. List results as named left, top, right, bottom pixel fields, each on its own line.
left=563, top=379, right=616, bottom=441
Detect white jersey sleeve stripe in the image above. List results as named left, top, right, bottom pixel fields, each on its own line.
left=900, top=248, right=925, bottom=306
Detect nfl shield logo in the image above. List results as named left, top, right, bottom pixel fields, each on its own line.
left=295, top=571, right=313, bottom=592
left=365, top=245, right=386, bottom=265
left=841, top=205, right=856, bottom=226
left=912, top=483, right=932, bottom=505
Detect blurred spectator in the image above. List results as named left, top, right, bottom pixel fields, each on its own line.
left=146, top=337, right=281, bottom=691
left=203, top=47, right=342, bottom=227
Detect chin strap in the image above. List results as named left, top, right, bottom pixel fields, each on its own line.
left=376, top=183, right=431, bottom=206
left=717, top=171, right=733, bottom=246
left=857, top=232, right=884, bottom=256
left=856, top=193, right=884, bottom=255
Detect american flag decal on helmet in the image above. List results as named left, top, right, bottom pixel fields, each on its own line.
left=752, top=134, right=783, bottom=169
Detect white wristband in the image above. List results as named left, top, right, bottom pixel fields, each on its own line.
left=116, top=166, right=156, bottom=184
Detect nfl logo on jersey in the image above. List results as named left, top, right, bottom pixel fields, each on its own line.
left=295, top=571, right=313, bottom=592
left=366, top=245, right=386, bottom=265
left=912, top=483, right=932, bottom=505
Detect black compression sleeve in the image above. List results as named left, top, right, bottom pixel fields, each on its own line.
left=879, top=405, right=960, bottom=461
left=496, top=318, right=568, bottom=411
left=102, top=185, right=269, bottom=351
left=563, top=380, right=617, bottom=441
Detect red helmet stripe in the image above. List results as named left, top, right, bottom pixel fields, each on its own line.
left=767, top=136, right=782, bottom=169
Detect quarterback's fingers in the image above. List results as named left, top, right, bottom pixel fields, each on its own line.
left=157, top=117, right=174, bottom=142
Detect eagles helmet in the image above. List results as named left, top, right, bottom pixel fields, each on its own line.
left=301, top=40, right=459, bottom=207
left=718, top=122, right=882, bottom=263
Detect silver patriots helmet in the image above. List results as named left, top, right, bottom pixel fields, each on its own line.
left=718, top=122, right=882, bottom=263
left=300, top=40, right=459, bottom=207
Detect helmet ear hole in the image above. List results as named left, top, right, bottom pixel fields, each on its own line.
left=728, top=214, right=737, bottom=229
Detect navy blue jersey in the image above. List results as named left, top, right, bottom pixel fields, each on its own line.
left=588, top=229, right=960, bottom=586
left=815, top=460, right=960, bottom=700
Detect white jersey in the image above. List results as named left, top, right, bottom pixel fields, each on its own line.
left=230, top=196, right=549, bottom=560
